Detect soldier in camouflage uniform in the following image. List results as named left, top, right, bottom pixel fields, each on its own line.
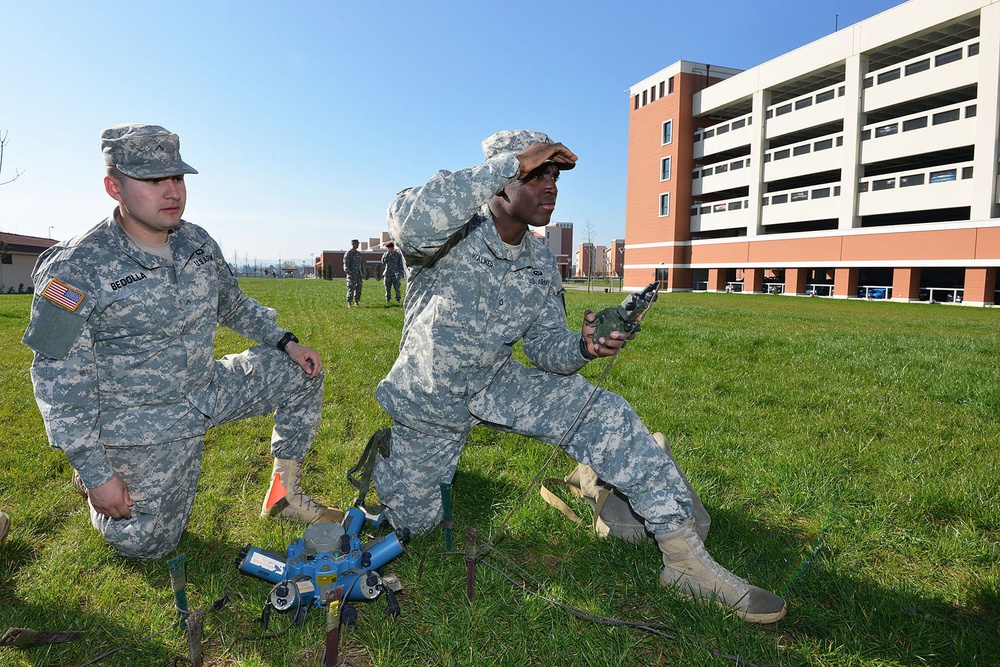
left=380, top=241, right=404, bottom=303
left=22, top=124, right=342, bottom=561
left=373, top=130, right=786, bottom=623
left=344, top=239, right=364, bottom=306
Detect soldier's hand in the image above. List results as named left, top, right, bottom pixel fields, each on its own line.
left=581, top=309, right=632, bottom=358
left=88, top=475, right=133, bottom=520
left=285, top=341, right=323, bottom=378
left=516, top=142, right=578, bottom=178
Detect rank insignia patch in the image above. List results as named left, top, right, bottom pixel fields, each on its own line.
left=41, top=278, right=85, bottom=312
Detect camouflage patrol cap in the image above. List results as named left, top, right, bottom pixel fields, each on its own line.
left=481, top=130, right=575, bottom=170
left=101, top=124, right=198, bottom=179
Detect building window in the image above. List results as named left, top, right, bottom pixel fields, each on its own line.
left=0, top=253, right=10, bottom=265
left=816, top=89, right=835, bottom=103
left=932, top=109, right=960, bottom=125
left=875, top=123, right=898, bottom=137
left=668, top=76, right=674, bottom=94
left=969, top=43, right=980, bottom=57
left=634, top=95, right=639, bottom=110
left=936, top=48, right=962, bottom=67
left=659, top=81, right=665, bottom=98
left=659, top=193, right=670, bottom=217
left=662, top=120, right=673, bottom=145
left=660, top=156, right=672, bottom=181
left=877, top=68, right=900, bottom=84
left=930, top=169, right=957, bottom=183
left=905, top=59, right=930, bottom=76
left=642, top=90, right=648, bottom=106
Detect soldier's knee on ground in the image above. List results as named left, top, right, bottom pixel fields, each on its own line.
left=385, top=506, right=443, bottom=536
left=98, top=510, right=183, bottom=561
left=104, top=528, right=179, bottom=561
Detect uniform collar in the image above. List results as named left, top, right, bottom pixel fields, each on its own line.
left=480, top=206, right=539, bottom=270
left=106, top=207, right=205, bottom=269
left=107, top=208, right=173, bottom=269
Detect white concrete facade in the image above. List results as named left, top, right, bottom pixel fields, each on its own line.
left=625, top=0, right=1000, bottom=305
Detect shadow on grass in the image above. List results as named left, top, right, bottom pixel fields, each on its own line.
left=0, top=519, right=308, bottom=667
left=414, top=464, right=1000, bottom=666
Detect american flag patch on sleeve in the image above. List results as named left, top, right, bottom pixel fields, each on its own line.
left=41, top=278, right=85, bottom=312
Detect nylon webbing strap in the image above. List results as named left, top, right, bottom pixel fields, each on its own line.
left=539, top=466, right=613, bottom=533
left=346, top=428, right=391, bottom=514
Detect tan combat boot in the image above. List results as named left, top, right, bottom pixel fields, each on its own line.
left=0, top=510, right=9, bottom=545
left=260, top=458, right=345, bottom=524
left=656, top=519, right=786, bottom=624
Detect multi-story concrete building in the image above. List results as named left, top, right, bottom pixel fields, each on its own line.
left=626, top=0, right=1000, bottom=305
left=543, top=222, right=574, bottom=279
left=576, top=242, right=611, bottom=278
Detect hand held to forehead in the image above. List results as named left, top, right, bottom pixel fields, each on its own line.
left=515, top=142, right=578, bottom=178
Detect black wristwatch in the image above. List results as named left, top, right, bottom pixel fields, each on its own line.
left=579, top=336, right=598, bottom=361
left=276, top=331, right=299, bottom=352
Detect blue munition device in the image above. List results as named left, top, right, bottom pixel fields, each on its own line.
left=236, top=507, right=407, bottom=619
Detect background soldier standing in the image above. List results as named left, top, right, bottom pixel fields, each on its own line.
left=381, top=241, right=404, bottom=303
left=344, top=238, right=364, bottom=306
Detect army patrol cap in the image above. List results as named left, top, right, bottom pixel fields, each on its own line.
left=101, top=124, right=198, bottom=179
left=481, top=130, right=575, bottom=171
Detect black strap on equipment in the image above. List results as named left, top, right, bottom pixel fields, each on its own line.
left=346, top=428, right=391, bottom=514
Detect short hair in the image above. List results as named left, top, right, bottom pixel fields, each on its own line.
left=107, top=165, right=129, bottom=181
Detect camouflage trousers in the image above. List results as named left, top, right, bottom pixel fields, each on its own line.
left=373, top=359, right=693, bottom=536
left=91, top=346, right=324, bottom=560
left=346, top=274, right=363, bottom=303
left=384, top=274, right=401, bottom=301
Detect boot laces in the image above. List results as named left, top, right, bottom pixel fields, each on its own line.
left=285, top=466, right=324, bottom=512
left=682, top=522, right=750, bottom=594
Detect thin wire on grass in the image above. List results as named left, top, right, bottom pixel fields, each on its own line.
left=779, top=498, right=838, bottom=597
left=474, top=546, right=787, bottom=667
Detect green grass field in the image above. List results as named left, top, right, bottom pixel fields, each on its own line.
left=1, top=279, right=998, bottom=666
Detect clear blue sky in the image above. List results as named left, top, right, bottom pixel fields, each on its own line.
left=1, top=0, right=900, bottom=263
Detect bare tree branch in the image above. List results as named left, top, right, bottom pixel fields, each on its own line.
left=0, top=131, right=25, bottom=186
